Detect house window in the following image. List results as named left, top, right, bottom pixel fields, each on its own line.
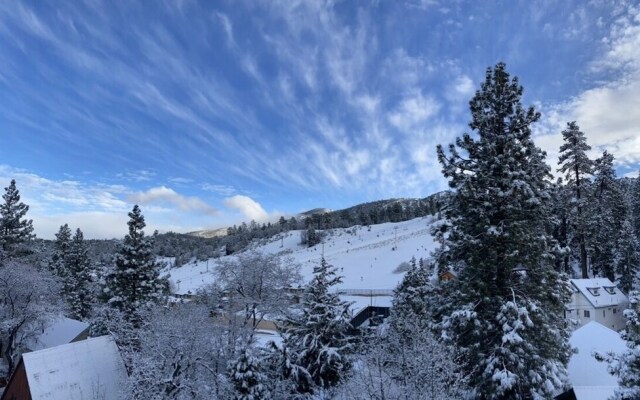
left=584, top=310, right=590, bottom=318
left=604, top=286, right=616, bottom=295
left=587, top=287, right=600, bottom=296
left=603, top=310, right=606, bottom=318
left=614, top=308, right=617, bottom=314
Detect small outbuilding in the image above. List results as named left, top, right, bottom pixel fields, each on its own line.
left=1, top=335, right=127, bottom=400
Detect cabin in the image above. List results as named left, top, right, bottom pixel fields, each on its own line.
left=438, top=270, right=457, bottom=282
left=555, top=321, right=626, bottom=400
left=566, top=278, right=628, bottom=331
left=1, top=336, right=127, bottom=400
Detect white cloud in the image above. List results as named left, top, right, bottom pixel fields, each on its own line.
left=451, top=74, right=474, bottom=99
left=536, top=4, right=640, bottom=169
left=129, top=186, right=217, bottom=215
left=389, top=91, right=441, bottom=131
left=224, top=195, right=268, bottom=222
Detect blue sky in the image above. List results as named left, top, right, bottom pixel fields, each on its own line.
left=1, top=0, right=640, bottom=238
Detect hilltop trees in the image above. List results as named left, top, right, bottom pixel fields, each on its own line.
left=435, top=63, right=571, bottom=398
left=0, top=179, right=34, bottom=257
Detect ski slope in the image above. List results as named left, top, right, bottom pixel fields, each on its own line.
left=168, top=216, right=439, bottom=296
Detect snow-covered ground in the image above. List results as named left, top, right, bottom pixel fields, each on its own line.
left=167, top=216, right=439, bottom=295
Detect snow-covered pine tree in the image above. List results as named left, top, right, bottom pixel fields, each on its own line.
left=280, top=257, right=352, bottom=395
left=104, top=205, right=164, bottom=327
left=385, top=257, right=464, bottom=398
left=557, top=121, right=592, bottom=278
left=49, top=224, right=72, bottom=277
left=435, top=63, right=571, bottom=398
left=615, top=218, right=640, bottom=294
left=588, top=151, right=627, bottom=280
left=549, top=179, right=573, bottom=274
left=230, top=346, right=270, bottom=400
left=0, top=179, right=34, bottom=257
left=632, top=171, right=640, bottom=242
left=390, top=256, right=433, bottom=335
left=64, top=228, right=92, bottom=320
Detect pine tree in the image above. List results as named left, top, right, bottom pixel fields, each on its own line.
left=104, top=205, right=164, bottom=326
left=230, top=347, right=270, bottom=400
left=615, top=218, right=640, bottom=294
left=435, top=63, right=571, bottom=398
left=557, top=121, right=592, bottom=278
left=549, top=180, right=573, bottom=274
left=632, top=172, right=640, bottom=242
left=64, top=228, right=92, bottom=320
left=0, top=179, right=34, bottom=256
left=390, top=257, right=433, bottom=334
left=280, top=257, right=352, bottom=394
left=588, top=151, right=627, bottom=280
left=49, top=224, right=72, bottom=277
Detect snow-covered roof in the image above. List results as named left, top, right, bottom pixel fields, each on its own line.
left=22, top=335, right=127, bottom=400
left=570, top=278, right=628, bottom=308
left=567, top=321, right=626, bottom=399
left=26, top=317, right=89, bottom=351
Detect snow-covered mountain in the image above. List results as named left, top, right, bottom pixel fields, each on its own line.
left=167, top=215, right=439, bottom=296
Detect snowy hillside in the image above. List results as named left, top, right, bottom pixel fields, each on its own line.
left=167, top=216, right=439, bottom=296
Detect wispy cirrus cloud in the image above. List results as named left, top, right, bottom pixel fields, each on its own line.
left=0, top=0, right=638, bottom=222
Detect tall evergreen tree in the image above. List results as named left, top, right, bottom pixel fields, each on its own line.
left=435, top=63, right=571, bottom=398
left=632, top=171, right=640, bottom=242
left=549, top=179, right=573, bottom=274
left=0, top=179, right=34, bottom=256
left=64, top=228, right=93, bottom=320
left=49, top=224, right=72, bottom=277
left=104, top=205, right=164, bottom=326
left=557, top=121, right=592, bottom=278
left=615, top=218, right=640, bottom=294
left=280, top=257, right=352, bottom=395
left=588, top=151, right=626, bottom=280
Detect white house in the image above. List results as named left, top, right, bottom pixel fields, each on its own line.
left=567, top=278, right=629, bottom=331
